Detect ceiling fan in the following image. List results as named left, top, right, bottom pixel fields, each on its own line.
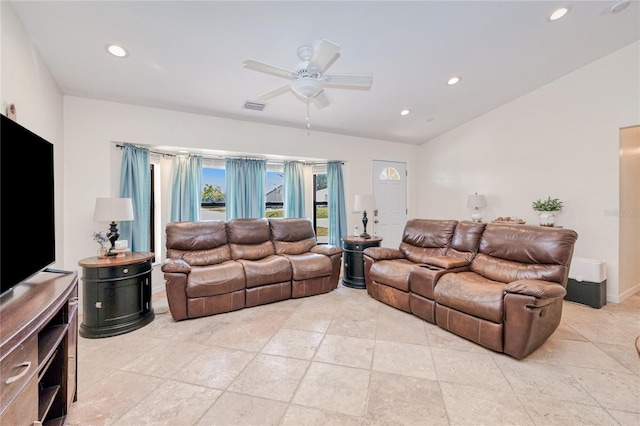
left=243, top=39, right=373, bottom=110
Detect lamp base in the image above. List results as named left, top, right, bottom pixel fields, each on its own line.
left=360, top=212, right=371, bottom=239
left=471, top=212, right=483, bottom=223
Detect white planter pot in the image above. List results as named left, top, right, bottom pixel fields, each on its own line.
left=538, top=211, right=558, bottom=227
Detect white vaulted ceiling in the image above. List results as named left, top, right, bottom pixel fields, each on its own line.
left=8, top=1, right=640, bottom=145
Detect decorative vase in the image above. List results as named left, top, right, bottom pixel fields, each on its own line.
left=97, top=246, right=108, bottom=258
left=538, top=211, right=557, bottom=227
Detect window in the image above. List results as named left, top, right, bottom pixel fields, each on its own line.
left=201, top=166, right=227, bottom=220
left=313, top=172, right=328, bottom=243
left=379, top=166, right=401, bottom=181
left=265, top=170, right=284, bottom=218
left=200, top=165, right=284, bottom=219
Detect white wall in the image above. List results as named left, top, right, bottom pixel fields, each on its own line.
left=1, top=2, right=65, bottom=270
left=62, top=97, right=420, bottom=290
left=418, top=41, right=640, bottom=303
left=4, top=0, right=638, bottom=304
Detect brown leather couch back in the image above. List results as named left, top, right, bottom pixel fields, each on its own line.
left=227, top=218, right=275, bottom=260
left=471, top=224, right=578, bottom=285
left=269, top=218, right=317, bottom=255
left=399, top=219, right=458, bottom=263
left=165, top=221, right=231, bottom=266
left=446, top=221, right=486, bottom=262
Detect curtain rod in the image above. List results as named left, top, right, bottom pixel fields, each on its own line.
left=113, top=142, right=343, bottom=165
left=115, top=143, right=175, bottom=157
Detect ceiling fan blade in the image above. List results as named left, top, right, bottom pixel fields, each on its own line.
left=309, top=39, right=340, bottom=73
left=312, top=90, right=330, bottom=109
left=243, top=59, right=295, bottom=80
left=257, top=83, right=291, bottom=100
left=324, top=73, right=373, bottom=89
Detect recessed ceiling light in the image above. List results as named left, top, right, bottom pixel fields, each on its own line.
left=548, top=7, right=569, bottom=21
left=105, top=44, right=128, bottom=58
left=609, top=1, right=630, bottom=14
left=400, top=109, right=411, bottom=116
left=447, top=77, right=461, bottom=86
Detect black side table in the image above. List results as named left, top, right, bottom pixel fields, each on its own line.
left=78, top=252, right=155, bottom=338
left=342, top=236, right=383, bottom=289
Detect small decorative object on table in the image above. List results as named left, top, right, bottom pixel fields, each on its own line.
left=532, top=196, right=563, bottom=227
left=492, top=216, right=526, bottom=224
left=92, top=230, right=109, bottom=258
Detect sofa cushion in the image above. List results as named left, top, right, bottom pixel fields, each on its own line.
left=399, top=219, right=458, bottom=263
left=470, top=253, right=566, bottom=285
left=434, top=271, right=506, bottom=324
left=269, top=218, right=317, bottom=255
left=230, top=241, right=276, bottom=260
left=369, top=259, right=417, bottom=292
left=478, top=224, right=578, bottom=267
left=166, top=220, right=231, bottom=266
left=227, top=218, right=276, bottom=260
left=422, top=256, right=469, bottom=269
left=282, top=253, right=333, bottom=280
left=186, top=261, right=245, bottom=298
left=237, top=255, right=292, bottom=288
left=471, top=224, right=578, bottom=285
left=446, top=221, right=486, bottom=262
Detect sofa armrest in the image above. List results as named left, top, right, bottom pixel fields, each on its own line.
left=161, top=258, right=192, bottom=274
left=311, top=244, right=343, bottom=256
left=504, top=279, right=567, bottom=299
left=362, top=247, right=404, bottom=261
left=422, top=256, right=469, bottom=270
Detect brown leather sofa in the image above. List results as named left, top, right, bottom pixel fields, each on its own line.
left=364, top=219, right=578, bottom=359
left=161, top=218, right=343, bottom=321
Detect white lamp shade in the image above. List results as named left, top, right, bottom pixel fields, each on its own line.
left=93, top=197, right=134, bottom=222
left=467, top=194, right=487, bottom=209
left=354, top=194, right=377, bottom=212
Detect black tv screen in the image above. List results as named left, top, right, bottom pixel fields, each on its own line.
left=0, top=114, right=56, bottom=295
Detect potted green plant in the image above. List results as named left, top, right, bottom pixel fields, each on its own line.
left=532, top=197, right=563, bottom=227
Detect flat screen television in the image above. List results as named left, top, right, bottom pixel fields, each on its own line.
left=0, top=114, right=56, bottom=296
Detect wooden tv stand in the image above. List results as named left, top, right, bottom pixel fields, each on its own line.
left=0, top=271, right=79, bottom=424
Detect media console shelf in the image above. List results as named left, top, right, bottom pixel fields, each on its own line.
left=0, top=271, right=78, bottom=425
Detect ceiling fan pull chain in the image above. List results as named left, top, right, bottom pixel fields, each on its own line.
left=306, top=98, right=311, bottom=135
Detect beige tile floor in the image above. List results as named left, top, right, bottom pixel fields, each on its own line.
left=67, top=284, right=640, bottom=425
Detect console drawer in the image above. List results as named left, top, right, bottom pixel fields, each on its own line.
left=0, top=333, right=37, bottom=413
left=85, top=259, right=151, bottom=280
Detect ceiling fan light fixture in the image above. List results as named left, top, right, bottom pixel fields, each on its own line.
left=291, top=78, right=323, bottom=99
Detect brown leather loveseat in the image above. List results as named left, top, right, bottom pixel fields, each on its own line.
left=161, top=218, right=343, bottom=321
left=364, top=219, right=578, bottom=359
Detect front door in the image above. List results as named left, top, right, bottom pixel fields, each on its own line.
left=372, top=160, right=407, bottom=248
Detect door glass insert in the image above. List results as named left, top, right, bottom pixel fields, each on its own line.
left=379, top=167, right=401, bottom=181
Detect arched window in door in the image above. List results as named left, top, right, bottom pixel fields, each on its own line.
left=379, top=166, right=401, bottom=181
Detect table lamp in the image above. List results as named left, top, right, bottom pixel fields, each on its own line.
left=93, top=197, right=134, bottom=255
left=467, top=193, right=487, bottom=223
left=354, top=194, right=377, bottom=238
